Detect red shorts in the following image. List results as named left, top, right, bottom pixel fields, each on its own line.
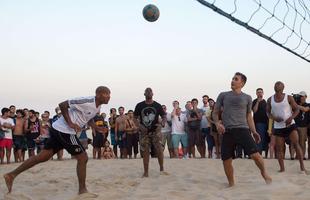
left=0, top=138, right=13, bottom=148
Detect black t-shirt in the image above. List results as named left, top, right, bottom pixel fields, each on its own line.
left=134, top=101, right=165, bottom=131
left=252, top=99, right=268, bottom=124
left=187, top=109, right=202, bottom=130
left=295, top=103, right=310, bottom=127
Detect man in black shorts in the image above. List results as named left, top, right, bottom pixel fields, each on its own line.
left=4, top=86, right=110, bottom=196
left=213, top=72, right=272, bottom=187
left=267, top=81, right=308, bottom=173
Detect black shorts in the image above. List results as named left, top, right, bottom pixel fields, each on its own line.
left=13, top=135, right=26, bottom=150
left=188, top=128, right=201, bottom=147
left=221, top=128, right=258, bottom=161
left=93, top=133, right=104, bottom=148
left=26, top=138, right=36, bottom=150
left=26, top=132, right=40, bottom=150
left=44, top=128, right=85, bottom=156
left=274, top=124, right=297, bottom=138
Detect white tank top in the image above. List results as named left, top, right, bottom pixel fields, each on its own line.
left=271, top=94, right=295, bottom=129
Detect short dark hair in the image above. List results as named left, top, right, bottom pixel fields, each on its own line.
left=128, top=110, right=134, bottom=113
left=118, top=106, right=124, bottom=110
left=256, top=88, right=263, bottom=92
left=29, top=110, right=35, bottom=114
left=96, top=86, right=110, bottom=94
left=1, top=108, right=10, bottom=115
left=191, top=98, right=198, bottom=103
left=35, top=112, right=39, bottom=115
left=208, top=98, right=215, bottom=103
left=9, top=105, right=15, bottom=109
left=173, top=100, right=179, bottom=104
left=44, top=110, right=50, bottom=114
left=16, top=109, right=25, bottom=117
left=110, top=108, right=116, bottom=113
left=202, top=95, right=209, bottom=99
left=235, top=72, right=247, bottom=84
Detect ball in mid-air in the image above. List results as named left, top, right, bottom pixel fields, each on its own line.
left=143, top=4, right=160, bottom=22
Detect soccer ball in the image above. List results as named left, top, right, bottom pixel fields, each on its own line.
left=143, top=4, right=160, bottom=22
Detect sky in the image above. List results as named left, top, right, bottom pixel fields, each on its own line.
left=0, top=0, right=309, bottom=115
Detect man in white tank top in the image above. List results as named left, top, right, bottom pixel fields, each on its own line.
left=267, top=81, right=308, bottom=174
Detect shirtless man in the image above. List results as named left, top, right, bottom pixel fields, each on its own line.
left=12, top=109, right=25, bottom=162
left=115, top=107, right=128, bottom=159
left=267, top=81, right=308, bottom=173
left=125, top=110, right=139, bottom=159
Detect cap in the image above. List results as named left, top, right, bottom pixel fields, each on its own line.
left=299, top=91, right=307, bottom=97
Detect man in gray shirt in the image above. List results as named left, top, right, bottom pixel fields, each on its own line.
left=213, top=72, right=272, bottom=187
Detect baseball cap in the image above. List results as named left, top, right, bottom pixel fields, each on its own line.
left=299, top=91, right=307, bottom=97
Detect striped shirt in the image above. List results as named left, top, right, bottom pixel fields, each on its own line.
left=52, top=96, right=101, bottom=134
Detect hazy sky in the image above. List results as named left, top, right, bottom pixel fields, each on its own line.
left=0, top=0, right=309, bottom=115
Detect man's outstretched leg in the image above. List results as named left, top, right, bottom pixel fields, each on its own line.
left=75, top=152, right=89, bottom=194
left=4, top=149, right=54, bottom=193
left=275, top=136, right=285, bottom=172
left=142, top=148, right=150, bottom=177
left=289, top=131, right=308, bottom=173
left=250, top=152, right=272, bottom=184
left=223, top=158, right=235, bottom=187
left=155, top=143, right=168, bottom=175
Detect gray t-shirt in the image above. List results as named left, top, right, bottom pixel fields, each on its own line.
left=215, top=91, right=252, bottom=129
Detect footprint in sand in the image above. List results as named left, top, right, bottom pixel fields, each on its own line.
left=295, top=179, right=308, bottom=185
left=47, top=179, right=59, bottom=184
left=128, top=181, right=140, bottom=187
left=4, top=193, right=32, bottom=200
left=69, top=192, right=98, bottom=200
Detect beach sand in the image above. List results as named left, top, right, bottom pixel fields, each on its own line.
left=1, top=157, right=310, bottom=200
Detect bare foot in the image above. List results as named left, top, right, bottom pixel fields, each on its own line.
left=262, top=172, right=272, bottom=184
left=227, top=182, right=235, bottom=188
left=4, top=173, right=15, bottom=193
left=142, top=173, right=149, bottom=178
left=78, top=188, right=89, bottom=195
left=278, top=169, right=285, bottom=173
left=71, top=192, right=98, bottom=200
left=301, top=169, right=310, bottom=175
left=78, top=192, right=98, bottom=198
left=160, top=171, right=169, bottom=176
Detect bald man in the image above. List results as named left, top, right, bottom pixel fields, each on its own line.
left=267, top=81, right=308, bottom=174
left=4, top=86, right=111, bottom=196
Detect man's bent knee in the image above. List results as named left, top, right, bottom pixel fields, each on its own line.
left=250, top=152, right=261, bottom=160
left=76, top=152, right=88, bottom=163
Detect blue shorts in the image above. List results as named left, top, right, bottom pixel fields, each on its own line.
left=110, top=130, right=116, bottom=146
left=117, top=131, right=127, bottom=148
left=172, top=134, right=188, bottom=148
